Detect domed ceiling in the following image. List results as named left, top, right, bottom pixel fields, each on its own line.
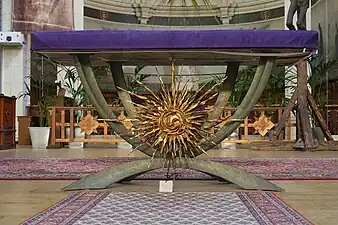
left=85, top=0, right=285, bottom=26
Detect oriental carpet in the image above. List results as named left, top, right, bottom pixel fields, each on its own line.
left=1, top=157, right=337, bottom=180
left=20, top=191, right=313, bottom=225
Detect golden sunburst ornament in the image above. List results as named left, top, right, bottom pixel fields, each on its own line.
left=121, top=61, right=227, bottom=167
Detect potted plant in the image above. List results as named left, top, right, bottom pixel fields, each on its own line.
left=307, top=56, right=336, bottom=140
left=18, top=56, right=57, bottom=149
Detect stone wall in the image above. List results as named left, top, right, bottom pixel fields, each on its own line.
left=311, top=0, right=338, bottom=60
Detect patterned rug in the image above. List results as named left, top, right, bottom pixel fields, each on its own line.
left=1, top=157, right=338, bottom=180
left=20, top=191, right=313, bottom=225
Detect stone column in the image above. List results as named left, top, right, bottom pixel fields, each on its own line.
left=1, top=1, right=27, bottom=141
left=218, top=2, right=237, bottom=24
left=57, top=0, right=84, bottom=96
left=133, top=1, right=152, bottom=25
left=74, top=0, right=84, bottom=30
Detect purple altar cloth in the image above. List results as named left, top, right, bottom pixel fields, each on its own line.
left=31, top=29, right=318, bottom=51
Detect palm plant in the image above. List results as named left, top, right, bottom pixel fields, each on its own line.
left=281, top=56, right=336, bottom=106
left=18, top=56, right=57, bottom=127
left=228, top=66, right=255, bottom=106
left=60, top=66, right=91, bottom=122
left=307, top=56, right=336, bottom=106
left=112, top=65, right=150, bottom=106
left=18, top=82, right=53, bottom=127
left=198, top=74, right=224, bottom=92
left=265, top=68, right=296, bottom=106
left=229, top=56, right=336, bottom=108
left=126, top=65, right=151, bottom=93
left=62, top=67, right=90, bottom=106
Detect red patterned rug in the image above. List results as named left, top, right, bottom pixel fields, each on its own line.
left=1, top=157, right=337, bottom=181
left=20, top=191, right=313, bottom=225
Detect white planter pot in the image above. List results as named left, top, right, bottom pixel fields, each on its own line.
left=69, top=141, right=84, bottom=149
left=221, top=141, right=237, bottom=150
left=221, top=132, right=238, bottom=150
left=29, top=127, right=50, bottom=149
left=66, top=127, right=85, bottom=149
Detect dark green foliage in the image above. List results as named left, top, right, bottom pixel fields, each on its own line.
left=63, top=66, right=90, bottom=107
left=18, top=55, right=58, bottom=127
left=126, top=65, right=151, bottom=93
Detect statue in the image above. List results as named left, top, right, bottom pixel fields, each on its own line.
left=286, top=0, right=310, bottom=30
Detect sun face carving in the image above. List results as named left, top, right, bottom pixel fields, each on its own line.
left=158, top=109, right=187, bottom=135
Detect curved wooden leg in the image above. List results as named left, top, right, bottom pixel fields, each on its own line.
left=73, top=56, right=109, bottom=119
left=116, top=172, right=146, bottom=183
left=201, top=58, right=276, bottom=151
left=201, top=172, right=230, bottom=183
left=118, top=169, right=230, bottom=183
left=109, top=61, right=137, bottom=118
left=62, top=158, right=282, bottom=192
left=187, top=159, right=283, bottom=191
left=62, top=159, right=165, bottom=191
left=203, top=62, right=240, bottom=129
left=74, top=55, right=156, bottom=157
left=75, top=55, right=275, bottom=158
left=118, top=170, right=230, bottom=183
left=77, top=55, right=112, bottom=118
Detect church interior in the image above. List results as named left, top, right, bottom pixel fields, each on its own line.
left=0, top=0, right=338, bottom=224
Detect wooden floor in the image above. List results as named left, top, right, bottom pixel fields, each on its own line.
left=0, top=147, right=337, bottom=225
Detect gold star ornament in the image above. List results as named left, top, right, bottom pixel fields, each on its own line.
left=78, top=114, right=100, bottom=135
